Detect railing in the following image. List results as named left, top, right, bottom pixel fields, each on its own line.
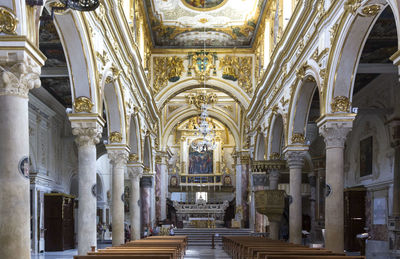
left=179, top=174, right=223, bottom=186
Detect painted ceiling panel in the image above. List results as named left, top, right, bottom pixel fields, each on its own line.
left=144, top=0, right=266, bottom=48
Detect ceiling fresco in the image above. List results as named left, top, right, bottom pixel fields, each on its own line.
left=143, top=0, right=266, bottom=48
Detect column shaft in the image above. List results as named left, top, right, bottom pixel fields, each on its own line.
left=325, top=146, right=344, bottom=252
left=269, top=170, right=280, bottom=240
left=111, top=164, right=125, bottom=246
left=289, top=166, right=302, bottom=244
left=393, top=146, right=400, bottom=216
left=77, top=142, right=97, bottom=254
left=0, top=96, right=31, bottom=259
left=130, top=175, right=141, bottom=240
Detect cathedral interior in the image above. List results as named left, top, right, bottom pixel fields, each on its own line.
left=1, top=0, right=400, bottom=258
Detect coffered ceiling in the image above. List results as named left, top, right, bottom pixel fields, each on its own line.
left=143, top=0, right=266, bottom=48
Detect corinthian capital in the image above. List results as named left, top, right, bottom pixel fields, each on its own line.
left=285, top=150, right=307, bottom=169
left=108, top=149, right=129, bottom=168
left=319, top=121, right=353, bottom=148
left=0, top=57, right=41, bottom=97
left=72, top=127, right=102, bottom=147
left=127, top=164, right=144, bottom=179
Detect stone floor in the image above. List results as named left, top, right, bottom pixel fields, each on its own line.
left=31, top=244, right=232, bottom=259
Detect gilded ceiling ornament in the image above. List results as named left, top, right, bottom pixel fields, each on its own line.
left=153, top=56, right=184, bottom=94
left=331, top=96, right=351, bottom=113
left=291, top=133, right=305, bottom=144
left=344, top=0, right=362, bottom=14
left=109, top=132, right=123, bottom=143
left=186, top=91, right=217, bottom=109
left=73, top=96, right=94, bottom=113
left=219, top=56, right=252, bottom=95
left=361, top=5, right=381, bottom=17
left=0, top=6, right=18, bottom=35
left=188, top=51, right=216, bottom=82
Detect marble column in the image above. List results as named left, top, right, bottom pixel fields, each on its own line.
left=0, top=58, right=42, bottom=259
left=308, top=172, right=317, bottom=242
left=319, top=120, right=353, bottom=253
left=269, top=170, right=281, bottom=240
left=128, top=164, right=143, bottom=240
left=108, top=148, right=129, bottom=246
left=141, top=176, right=153, bottom=229
left=70, top=117, right=103, bottom=255
left=285, top=150, right=306, bottom=244
left=160, top=154, right=168, bottom=221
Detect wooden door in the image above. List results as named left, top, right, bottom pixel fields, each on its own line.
left=344, top=188, right=366, bottom=252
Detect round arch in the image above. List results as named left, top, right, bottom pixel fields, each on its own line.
left=267, top=113, right=285, bottom=158
left=143, top=135, right=152, bottom=169
left=156, top=79, right=251, bottom=110
left=254, top=131, right=266, bottom=161
left=325, top=2, right=399, bottom=113
left=161, top=108, right=240, bottom=149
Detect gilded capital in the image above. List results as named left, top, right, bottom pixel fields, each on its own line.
left=0, top=6, right=18, bottom=35
left=109, top=131, right=123, bottom=143
left=291, top=133, right=305, bottom=144
left=73, top=96, right=94, bottom=113
left=0, top=58, right=41, bottom=97
left=331, top=96, right=351, bottom=113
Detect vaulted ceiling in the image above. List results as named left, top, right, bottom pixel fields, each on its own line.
left=143, top=0, right=266, bottom=48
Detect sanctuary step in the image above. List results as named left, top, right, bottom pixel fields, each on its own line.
left=174, top=228, right=252, bottom=246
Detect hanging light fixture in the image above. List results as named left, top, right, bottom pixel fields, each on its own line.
left=60, top=0, right=100, bottom=11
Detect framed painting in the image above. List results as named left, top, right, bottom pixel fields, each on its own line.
left=188, top=147, right=213, bottom=174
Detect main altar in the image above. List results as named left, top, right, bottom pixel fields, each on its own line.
left=173, top=199, right=229, bottom=228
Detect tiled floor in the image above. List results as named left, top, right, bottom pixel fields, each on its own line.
left=31, top=244, right=232, bottom=259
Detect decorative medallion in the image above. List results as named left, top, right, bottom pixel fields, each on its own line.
left=326, top=184, right=332, bottom=197
left=188, top=51, right=216, bottom=81
left=109, top=131, right=123, bottom=143
left=18, top=156, right=29, bottom=179
left=331, top=96, right=351, bottom=113
left=91, top=184, right=97, bottom=197
left=181, top=0, right=228, bottom=11
left=73, top=96, right=94, bottom=113
left=121, top=194, right=125, bottom=202
left=0, top=6, right=18, bottom=35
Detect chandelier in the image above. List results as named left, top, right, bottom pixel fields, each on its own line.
left=190, top=22, right=217, bottom=153
left=191, top=104, right=217, bottom=152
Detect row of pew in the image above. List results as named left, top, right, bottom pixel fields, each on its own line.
left=222, top=236, right=366, bottom=259
left=73, top=235, right=187, bottom=259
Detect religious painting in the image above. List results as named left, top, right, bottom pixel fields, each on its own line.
left=188, top=147, right=213, bottom=174
left=360, top=136, right=373, bottom=177
left=19, top=156, right=29, bottom=178
left=182, top=0, right=227, bottom=10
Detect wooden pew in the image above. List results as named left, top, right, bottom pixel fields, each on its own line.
left=92, top=247, right=178, bottom=259
left=264, top=256, right=365, bottom=259
left=122, top=239, right=185, bottom=258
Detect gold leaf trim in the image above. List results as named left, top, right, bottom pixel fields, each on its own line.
left=73, top=96, right=94, bottom=113
left=109, top=131, right=123, bottom=143
left=0, top=6, right=18, bottom=35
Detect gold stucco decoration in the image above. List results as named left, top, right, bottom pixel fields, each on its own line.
left=270, top=152, right=281, bottom=160
left=73, top=96, right=94, bottom=113
left=188, top=51, right=216, bottom=82
left=219, top=56, right=253, bottom=94
left=129, top=153, right=139, bottom=161
left=153, top=56, right=184, bottom=94
left=331, top=96, right=351, bottom=113
left=361, top=5, right=381, bottom=17
left=291, top=133, right=305, bottom=144
left=344, top=0, right=362, bottom=14
left=0, top=6, right=18, bottom=35
left=109, top=131, right=123, bottom=143
left=186, top=91, right=217, bottom=109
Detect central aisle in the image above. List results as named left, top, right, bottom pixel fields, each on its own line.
left=185, top=245, right=231, bottom=259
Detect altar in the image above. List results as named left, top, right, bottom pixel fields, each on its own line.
left=189, top=217, right=215, bottom=228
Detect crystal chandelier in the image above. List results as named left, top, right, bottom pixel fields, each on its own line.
left=191, top=104, right=217, bottom=152
left=190, top=22, right=217, bottom=153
